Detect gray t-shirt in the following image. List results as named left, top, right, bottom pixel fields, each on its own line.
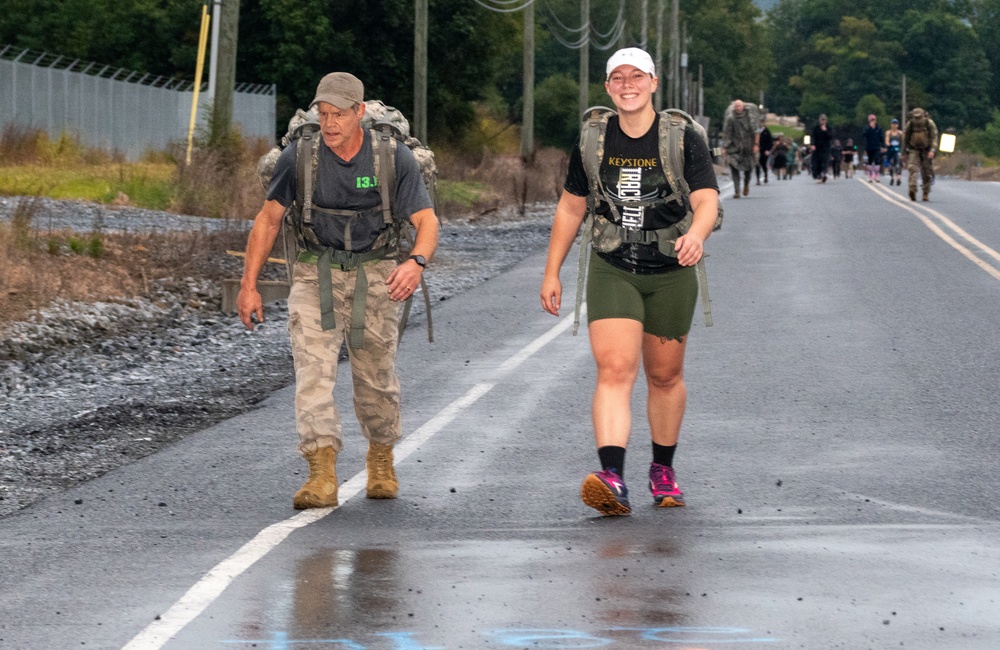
left=267, top=129, right=432, bottom=250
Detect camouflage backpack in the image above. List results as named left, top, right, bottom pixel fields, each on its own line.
left=907, top=108, right=932, bottom=150
left=574, top=106, right=723, bottom=333
left=256, top=100, right=437, bottom=347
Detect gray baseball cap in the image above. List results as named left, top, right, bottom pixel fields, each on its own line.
left=310, top=72, right=364, bottom=110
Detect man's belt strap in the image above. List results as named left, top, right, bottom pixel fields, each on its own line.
left=299, top=246, right=390, bottom=348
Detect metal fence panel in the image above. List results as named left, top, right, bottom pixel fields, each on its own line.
left=0, top=47, right=276, bottom=159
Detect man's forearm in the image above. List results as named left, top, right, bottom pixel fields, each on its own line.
left=241, top=218, right=282, bottom=290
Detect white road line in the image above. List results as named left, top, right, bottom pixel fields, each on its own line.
left=837, top=490, right=992, bottom=523
left=123, top=313, right=578, bottom=649
left=865, top=179, right=1000, bottom=262
left=860, top=179, right=1000, bottom=283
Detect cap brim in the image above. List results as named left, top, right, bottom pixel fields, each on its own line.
left=310, top=94, right=357, bottom=110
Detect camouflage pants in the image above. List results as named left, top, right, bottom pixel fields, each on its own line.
left=287, top=258, right=401, bottom=456
left=907, top=150, right=933, bottom=195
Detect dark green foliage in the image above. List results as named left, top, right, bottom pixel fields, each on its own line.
left=766, top=0, right=993, bottom=131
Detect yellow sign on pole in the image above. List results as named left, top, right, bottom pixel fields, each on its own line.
left=186, top=5, right=211, bottom=165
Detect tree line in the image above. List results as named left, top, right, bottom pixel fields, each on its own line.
left=3, top=0, right=1000, bottom=155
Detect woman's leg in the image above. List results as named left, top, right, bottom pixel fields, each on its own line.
left=589, top=318, right=644, bottom=449
left=642, top=333, right=688, bottom=447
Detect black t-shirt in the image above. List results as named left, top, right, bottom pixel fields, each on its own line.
left=564, top=114, right=719, bottom=274
left=811, top=124, right=833, bottom=152
left=267, top=130, right=432, bottom=220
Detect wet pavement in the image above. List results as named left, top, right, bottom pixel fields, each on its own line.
left=2, top=176, right=999, bottom=649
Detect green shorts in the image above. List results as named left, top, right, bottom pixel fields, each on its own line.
left=586, top=252, right=698, bottom=340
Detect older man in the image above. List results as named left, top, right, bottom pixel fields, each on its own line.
left=721, top=99, right=758, bottom=198
left=237, top=72, right=439, bottom=509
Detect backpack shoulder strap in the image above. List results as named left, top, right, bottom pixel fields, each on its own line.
left=294, top=125, right=321, bottom=234
left=371, top=127, right=398, bottom=226
left=580, top=107, right=614, bottom=198
left=571, top=107, right=614, bottom=336
left=659, top=110, right=691, bottom=201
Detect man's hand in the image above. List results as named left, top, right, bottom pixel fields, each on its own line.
left=928, top=150, right=936, bottom=159
left=386, top=259, right=423, bottom=302
left=237, top=287, right=264, bottom=330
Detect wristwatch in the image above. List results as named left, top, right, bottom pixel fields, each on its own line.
left=408, top=255, right=427, bottom=268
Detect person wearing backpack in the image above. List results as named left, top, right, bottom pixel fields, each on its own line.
left=539, top=48, right=719, bottom=516
left=237, top=72, right=439, bottom=509
left=721, top=99, right=759, bottom=197
left=904, top=107, right=938, bottom=201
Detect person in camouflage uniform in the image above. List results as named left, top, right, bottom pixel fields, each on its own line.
left=238, top=72, right=439, bottom=509
left=721, top=99, right=759, bottom=198
left=904, top=107, right=938, bottom=202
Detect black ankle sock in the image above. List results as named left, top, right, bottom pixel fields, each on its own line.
left=652, top=443, right=676, bottom=467
left=597, top=446, right=626, bottom=477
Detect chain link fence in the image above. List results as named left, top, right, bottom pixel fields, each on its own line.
left=0, top=45, right=276, bottom=159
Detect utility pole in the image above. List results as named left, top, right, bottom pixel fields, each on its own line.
left=901, top=74, right=907, bottom=133
left=211, top=0, right=239, bottom=144
left=669, top=0, right=679, bottom=108
left=680, top=21, right=688, bottom=113
left=207, top=0, right=220, bottom=102
left=640, top=0, right=648, bottom=51
left=697, top=63, right=703, bottom=117
left=579, top=0, right=590, bottom=119
left=654, top=0, right=664, bottom=111
left=414, top=0, right=428, bottom=143
left=521, top=0, right=534, bottom=162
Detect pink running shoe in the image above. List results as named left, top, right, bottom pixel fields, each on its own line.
left=581, top=469, right=631, bottom=516
left=649, top=463, right=685, bottom=507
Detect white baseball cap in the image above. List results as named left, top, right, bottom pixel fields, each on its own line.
left=605, top=48, right=656, bottom=80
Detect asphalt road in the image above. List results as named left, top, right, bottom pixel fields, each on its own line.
left=2, top=174, right=999, bottom=650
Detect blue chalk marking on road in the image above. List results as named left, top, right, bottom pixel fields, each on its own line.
left=374, top=632, right=445, bottom=650
left=220, top=631, right=365, bottom=649
left=220, top=627, right=779, bottom=648
left=610, top=626, right=779, bottom=643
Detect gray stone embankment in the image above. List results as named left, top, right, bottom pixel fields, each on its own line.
left=0, top=198, right=555, bottom=517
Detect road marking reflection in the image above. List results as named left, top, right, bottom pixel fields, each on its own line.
left=123, top=314, right=579, bottom=649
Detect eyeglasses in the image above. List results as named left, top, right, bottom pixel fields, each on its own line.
left=608, top=70, right=651, bottom=87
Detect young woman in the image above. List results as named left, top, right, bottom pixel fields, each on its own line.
left=539, top=48, right=719, bottom=516
left=885, top=119, right=904, bottom=186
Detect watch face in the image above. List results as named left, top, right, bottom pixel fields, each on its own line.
left=411, top=255, right=426, bottom=267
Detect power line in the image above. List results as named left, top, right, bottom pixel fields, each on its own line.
left=472, top=0, right=536, bottom=14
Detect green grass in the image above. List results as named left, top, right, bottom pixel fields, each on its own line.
left=436, top=179, right=493, bottom=209
left=769, top=125, right=805, bottom=141
left=0, top=163, right=175, bottom=210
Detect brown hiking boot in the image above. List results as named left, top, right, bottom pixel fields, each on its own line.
left=909, top=188, right=917, bottom=201
left=293, top=446, right=338, bottom=509
left=743, top=179, right=750, bottom=196
left=366, top=442, right=398, bottom=499
left=922, top=190, right=930, bottom=202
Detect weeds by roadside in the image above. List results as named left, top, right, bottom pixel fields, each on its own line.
left=0, top=197, right=258, bottom=326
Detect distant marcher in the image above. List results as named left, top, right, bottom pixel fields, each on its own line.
left=771, top=135, right=789, bottom=179
left=830, top=138, right=843, bottom=179
left=904, top=107, right=938, bottom=201
left=885, top=118, right=904, bottom=187
left=862, top=114, right=885, bottom=183
left=721, top=99, right=759, bottom=198
left=539, top=47, right=720, bottom=516
left=237, top=72, right=440, bottom=509
left=756, top=118, right=774, bottom=185
left=810, top=114, right=833, bottom=182
left=787, top=140, right=800, bottom=177
left=842, top=138, right=857, bottom=178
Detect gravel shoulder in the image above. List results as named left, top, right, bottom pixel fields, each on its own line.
left=0, top=198, right=555, bottom=518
